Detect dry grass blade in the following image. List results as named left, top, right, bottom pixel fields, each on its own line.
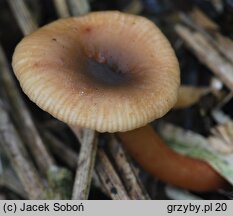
left=71, top=128, right=97, bottom=200
left=0, top=102, right=46, bottom=199
left=95, top=149, right=130, bottom=200
left=8, top=0, right=38, bottom=35
left=108, top=136, right=150, bottom=200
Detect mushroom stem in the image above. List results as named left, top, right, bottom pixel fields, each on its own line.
left=117, top=125, right=227, bottom=192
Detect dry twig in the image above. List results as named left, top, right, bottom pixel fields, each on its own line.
left=123, top=0, right=143, bottom=14
left=71, top=128, right=97, bottom=200
left=43, top=130, right=111, bottom=198
left=8, top=0, right=38, bottom=35
left=0, top=102, right=46, bottom=199
left=53, top=0, right=70, bottom=18
left=67, top=0, right=90, bottom=16
left=5, top=0, right=73, bottom=199
left=0, top=169, right=27, bottom=199
left=43, top=131, right=78, bottom=170
left=108, top=136, right=150, bottom=200
left=95, top=149, right=130, bottom=200
left=175, top=9, right=233, bottom=91
left=0, top=45, right=54, bottom=175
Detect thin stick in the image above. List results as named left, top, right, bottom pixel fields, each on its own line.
left=92, top=171, right=108, bottom=196
left=175, top=10, right=233, bottom=92
left=0, top=45, right=55, bottom=175
left=43, top=130, right=109, bottom=197
left=44, top=128, right=130, bottom=199
left=6, top=1, right=72, bottom=199
left=43, top=131, right=78, bottom=170
left=175, top=24, right=233, bottom=92
left=108, top=136, right=150, bottom=200
left=0, top=102, right=46, bottom=199
left=183, top=9, right=233, bottom=63
left=4, top=0, right=55, bottom=175
left=123, top=0, right=143, bottom=14
left=215, top=92, right=233, bottom=110
left=71, top=128, right=97, bottom=200
left=95, top=149, right=130, bottom=200
left=53, top=0, right=70, bottom=18
left=67, top=0, right=90, bottom=16
left=8, top=0, right=38, bottom=35
left=0, top=169, right=27, bottom=199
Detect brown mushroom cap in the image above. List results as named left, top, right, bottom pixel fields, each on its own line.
left=12, top=11, right=180, bottom=132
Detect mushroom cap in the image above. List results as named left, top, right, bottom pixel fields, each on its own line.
left=12, top=11, right=180, bottom=132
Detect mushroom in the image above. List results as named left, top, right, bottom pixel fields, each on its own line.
left=12, top=11, right=226, bottom=192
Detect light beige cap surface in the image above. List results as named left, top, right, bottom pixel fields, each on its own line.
left=12, top=11, right=180, bottom=132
